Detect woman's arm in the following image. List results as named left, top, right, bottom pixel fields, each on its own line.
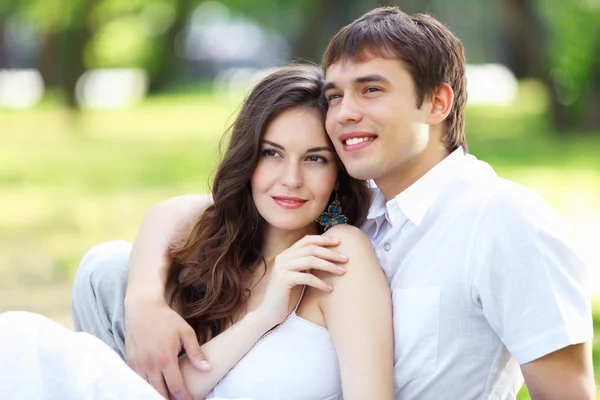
left=179, top=234, right=350, bottom=399
left=317, top=224, right=395, bottom=400
left=178, top=311, right=271, bottom=400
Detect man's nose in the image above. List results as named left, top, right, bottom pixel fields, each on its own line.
left=336, top=96, right=363, bottom=124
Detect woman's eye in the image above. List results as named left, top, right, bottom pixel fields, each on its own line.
left=306, top=155, right=327, bottom=163
left=261, top=149, right=280, bottom=158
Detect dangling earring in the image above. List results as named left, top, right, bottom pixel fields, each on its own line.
left=316, top=191, right=348, bottom=232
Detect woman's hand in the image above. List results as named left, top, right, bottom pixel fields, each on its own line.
left=255, top=234, right=349, bottom=329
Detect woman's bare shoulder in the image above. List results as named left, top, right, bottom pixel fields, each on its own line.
left=323, top=224, right=371, bottom=247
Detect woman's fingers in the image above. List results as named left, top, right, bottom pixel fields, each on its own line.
left=284, top=256, right=345, bottom=275
left=290, top=235, right=341, bottom=249
left=279, top=244, right=348, bottom=265
left=289, top=271, right=333, bottom=292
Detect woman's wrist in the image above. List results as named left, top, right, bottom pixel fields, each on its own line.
left=245, top=308, right=278, bottom=335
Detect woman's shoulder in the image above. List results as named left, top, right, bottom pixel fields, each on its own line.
left=322, top=224, right=371, bottom=248
left=320, top=224, right=381, bottom=276
left=313, top=224, right=389, bottom=308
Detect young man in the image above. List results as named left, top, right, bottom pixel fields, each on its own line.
left=72, top=7, right=594, bottom=400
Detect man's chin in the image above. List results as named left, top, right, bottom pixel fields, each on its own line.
left=344, top=165, right=379, bottom=181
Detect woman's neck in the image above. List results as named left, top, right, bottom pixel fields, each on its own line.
left=260, top=224, right=317, bottom=262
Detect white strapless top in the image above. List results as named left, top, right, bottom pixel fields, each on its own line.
left=207, top=290, right=342, bottom=400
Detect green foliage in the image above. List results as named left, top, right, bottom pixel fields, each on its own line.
left=537, top=0, right=600, bottom=114
left=85, top=16, right=155, bottom=69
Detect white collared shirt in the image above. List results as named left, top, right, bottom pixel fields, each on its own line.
left=362, top=148, right=593, bottom=399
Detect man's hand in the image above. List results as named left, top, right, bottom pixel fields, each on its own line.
left=124, top=295, right=211, bottom=400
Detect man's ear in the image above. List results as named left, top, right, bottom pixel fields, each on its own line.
left=427, top=83, right=454, bottom=125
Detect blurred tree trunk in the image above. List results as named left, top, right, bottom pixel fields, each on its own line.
left=57, top=0, right=97, bottom=109
left=584, top=38, right=600, bottom=131
left=39, top=33, right=60, bottom=87
left=499, top=0, right=573, bottom=132
left=59, top=27, right=90, bottom=108
left=149, top=0, right=193, bottom=93
left=292, top=0, right=360, bottom=64
left=0, top=16, right=6, bottom=68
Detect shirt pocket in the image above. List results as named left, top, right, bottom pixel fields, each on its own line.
left=392, top=287, right=440, bottom=389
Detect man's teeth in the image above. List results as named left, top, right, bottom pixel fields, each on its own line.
left=344, top=137, right=375, bottom=145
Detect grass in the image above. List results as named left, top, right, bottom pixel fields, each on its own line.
left=0, top=81, right=599, bottom=396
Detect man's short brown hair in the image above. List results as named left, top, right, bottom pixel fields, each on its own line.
left=322, top=7, right=468, bottom=151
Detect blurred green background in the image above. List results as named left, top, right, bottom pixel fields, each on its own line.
left=1, top=0, right=599, bottom=397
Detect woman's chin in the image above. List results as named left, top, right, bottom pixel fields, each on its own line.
left=264, top=219, right=318, bottom=234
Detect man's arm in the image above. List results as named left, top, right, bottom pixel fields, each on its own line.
left=124, top=194, right=213, bottom=400
left=521, top=342, right=595, bottom=399
left=126, top=194, right=213, bottom=299
left=472, top=185, right=594, bottom=400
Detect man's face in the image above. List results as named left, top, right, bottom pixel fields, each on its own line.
left=324, top=57, right=432, bottom=183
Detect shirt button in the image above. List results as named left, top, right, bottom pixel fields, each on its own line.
left=383, top=243, right=391, bottom=251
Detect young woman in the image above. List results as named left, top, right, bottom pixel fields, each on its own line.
left=1, top=65, right=393, bottom=400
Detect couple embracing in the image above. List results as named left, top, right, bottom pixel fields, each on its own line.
left=1, top=6, right=594, bottom=400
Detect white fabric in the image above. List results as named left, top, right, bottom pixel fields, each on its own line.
left=0, top=311, right=163, bottom=400
left=362, top=147, right=593, bottom=399
left=0, top=311, right=255, bottom=400
left=208, top=312, right=341, bottom=399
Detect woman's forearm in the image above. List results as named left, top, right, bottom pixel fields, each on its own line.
left=126, top=194, right=212, bottom=300
left=180, top=311, right=270, bottom=399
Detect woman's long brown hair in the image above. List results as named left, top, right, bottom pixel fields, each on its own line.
left=168, top=65, right=372, bottom=344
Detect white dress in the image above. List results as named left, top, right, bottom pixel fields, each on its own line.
left=0, top=295, right=342, bottom=399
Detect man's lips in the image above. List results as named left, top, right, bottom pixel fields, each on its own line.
left=338, top=131, right=377, bottom=151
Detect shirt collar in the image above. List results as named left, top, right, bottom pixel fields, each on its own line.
left=367, top=147, right=466, bottom=227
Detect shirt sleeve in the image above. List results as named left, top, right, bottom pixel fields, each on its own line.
left=471, top=181, right=593, bottom=365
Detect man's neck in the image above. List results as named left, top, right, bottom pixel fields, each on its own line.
left=375, top=143, right=451, bottom=201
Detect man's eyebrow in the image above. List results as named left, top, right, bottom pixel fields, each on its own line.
left=354, top=74, right=391, bottom=85
left=262, top=140, right=284, bottom=150
left=323, top=74, right=391, bottom=93
left=323, top=81, right=337, bottom=93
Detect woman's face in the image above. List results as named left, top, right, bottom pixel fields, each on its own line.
left=251, top=107, right=338, bottom=234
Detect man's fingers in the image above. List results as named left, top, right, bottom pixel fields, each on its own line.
left=181, top=329, right=211, bottom=371
left=162, top=362, right=192, bottom=400
left=147, top=371, right=170, bottom=399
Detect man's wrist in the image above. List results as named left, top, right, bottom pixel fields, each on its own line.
left=124, top=284, right=167, bottom=309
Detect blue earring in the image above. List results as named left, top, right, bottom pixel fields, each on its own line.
left=316, top=192, right=348, bottom=231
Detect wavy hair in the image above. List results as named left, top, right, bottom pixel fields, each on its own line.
left=168, top=65, right=371, bottom=344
